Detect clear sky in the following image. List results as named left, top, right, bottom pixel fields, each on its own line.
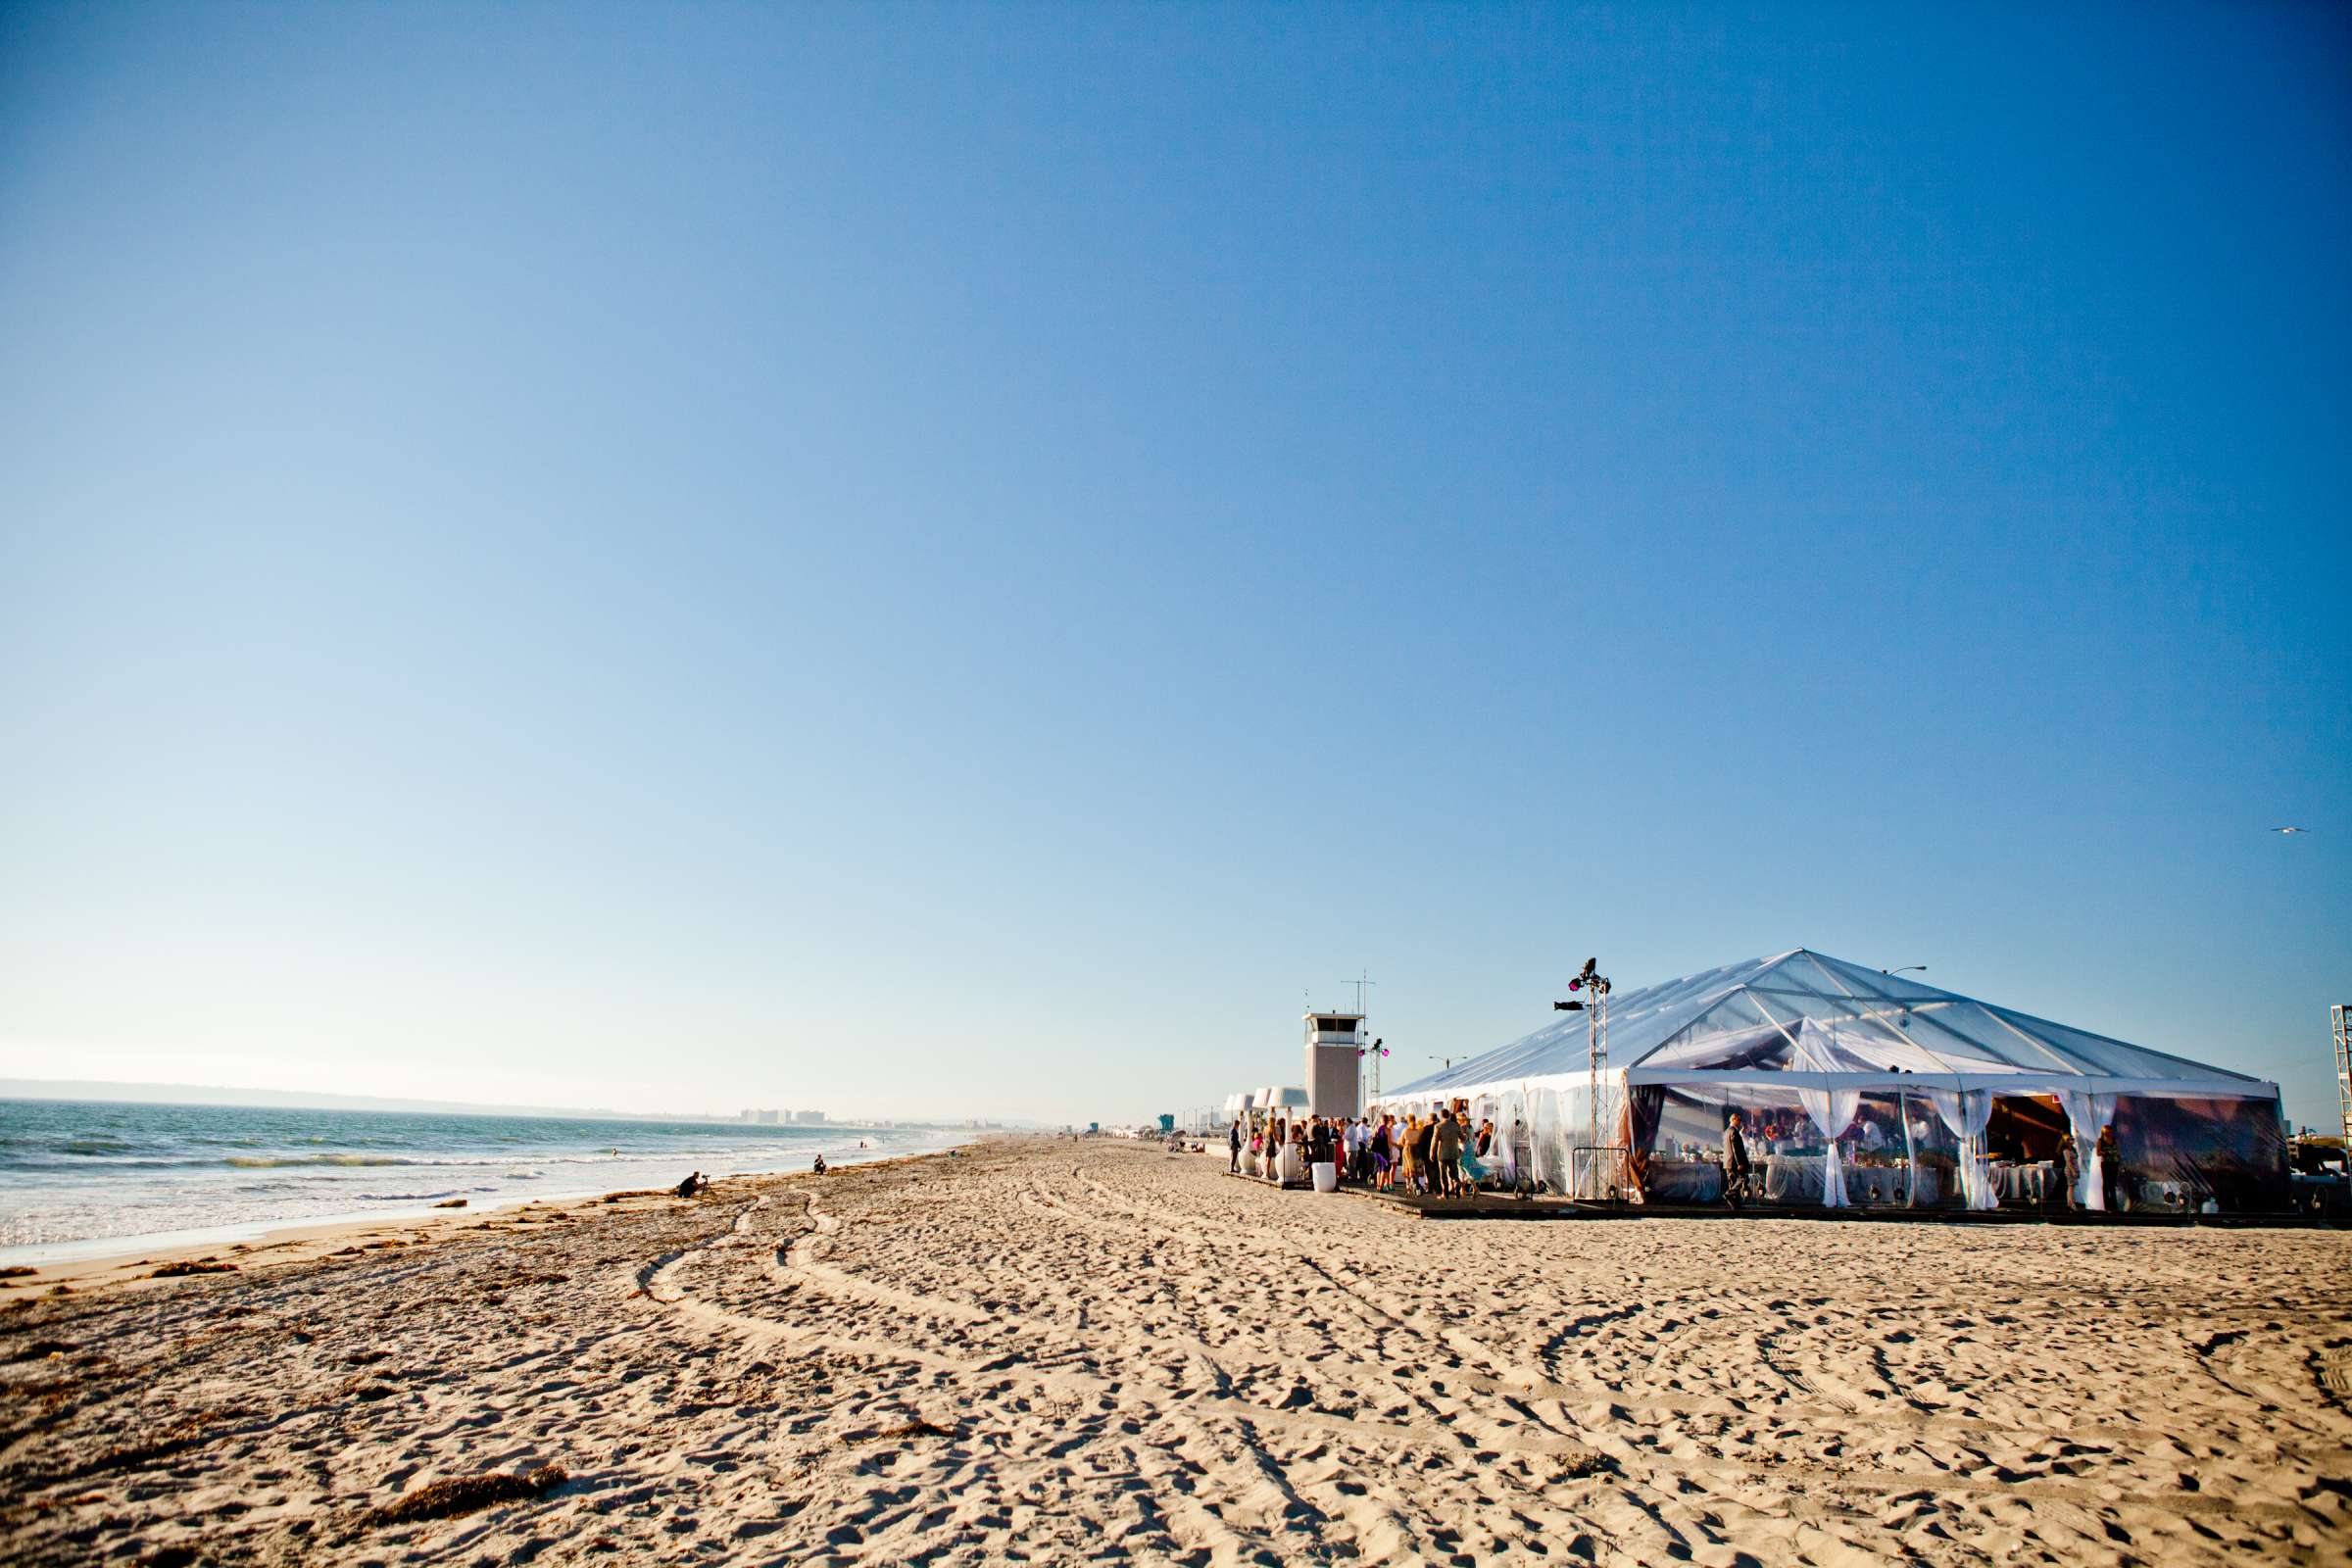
left=2, top=3, right=2346, bottom=1128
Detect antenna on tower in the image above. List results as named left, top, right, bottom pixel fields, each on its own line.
left=1344, top=970, right=1376, bottom=1015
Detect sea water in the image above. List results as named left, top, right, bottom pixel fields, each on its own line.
left=0, top=1099, right=955, bottom=1263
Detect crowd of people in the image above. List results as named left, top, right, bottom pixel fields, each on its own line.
left=1226, top=1106, right=1514, bottom=1198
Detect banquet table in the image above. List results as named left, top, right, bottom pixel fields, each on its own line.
left=1639, top=1158, right=1724, bottom=1204
left=1992, top=1160, right=2057, bottom=1206
left=1759, top=1155, right=1937, bottom=1206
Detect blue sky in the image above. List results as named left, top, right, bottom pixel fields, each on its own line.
left=2, top=3, right=2346, bottom=1126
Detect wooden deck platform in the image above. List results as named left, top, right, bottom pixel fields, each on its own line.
left=1322, top=1180, right=2341, bottom=1230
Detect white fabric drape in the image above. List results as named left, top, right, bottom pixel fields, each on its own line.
left=1502, top=1089, right=1530, bottom=1187
left=2060, top=1090, right=2119, bottom=1211
left=1529, top=1089, right=1560, bottom=1192
left=1797, top=1086, right=1862, bottom=1207
left=1928, top=1089, right=1998, bottom=1210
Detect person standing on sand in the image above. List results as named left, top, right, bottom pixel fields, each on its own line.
left=1722, top=1112, right=1752, bottom=1209
left=1398, top=1115, right=1421, bottom=1194
left=1433, top=1109, right=1466, bottom=1198
left=2096, top=1124, right=2122, bottom=1211
left=1229, top=1119, right=1243, bottom=1174
left=2060, top=1130, right=2082, bottom=1211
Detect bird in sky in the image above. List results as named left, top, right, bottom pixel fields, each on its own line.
left=2273, top=826, right=2310, bottom=834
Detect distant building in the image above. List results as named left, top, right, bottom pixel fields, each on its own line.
left=756, top=1109, right=781, bottom=1124
left=795, top=1109, right=825, bottom=1125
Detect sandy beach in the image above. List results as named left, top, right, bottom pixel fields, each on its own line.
left=3, top=1137, right=2348, bottom=1565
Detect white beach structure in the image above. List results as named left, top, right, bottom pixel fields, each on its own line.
left=1376, top=949, right=2289, bottom=1212
left=1303, top=1011, right=1365, bottom=1118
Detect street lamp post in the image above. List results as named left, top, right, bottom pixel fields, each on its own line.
left=1357, top=1037, right=1388, bottom=1107
left=1554, top=956, right=1612, bottom=1198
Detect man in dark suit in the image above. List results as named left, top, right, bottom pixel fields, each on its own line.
left=1723, top=1111, right=1752, bottom=1209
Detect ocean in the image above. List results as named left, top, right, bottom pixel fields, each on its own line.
left=0, top=1098, right=956, bottom=1262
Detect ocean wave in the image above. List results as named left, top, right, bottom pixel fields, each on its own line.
left=223, top=1153, right=410, bottom=1168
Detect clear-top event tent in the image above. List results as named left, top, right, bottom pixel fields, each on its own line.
left=1376, top=950, right=2289, bottom=1213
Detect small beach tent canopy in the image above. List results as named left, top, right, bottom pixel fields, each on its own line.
left=1377, top=950, right=2287, bottom=1211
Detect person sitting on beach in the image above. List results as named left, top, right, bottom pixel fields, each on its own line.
left=675, top=1170, right=708, bottom=1198
left=811, top=1154, right=827, bottom=1174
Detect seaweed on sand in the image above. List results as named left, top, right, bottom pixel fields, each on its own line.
left=850, top=1419, right=957, bottom=1444
left=368, top=1464, right=568, bottom=1526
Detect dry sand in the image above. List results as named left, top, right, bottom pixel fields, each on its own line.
left=2, top=1137, right=2348, bottom=1566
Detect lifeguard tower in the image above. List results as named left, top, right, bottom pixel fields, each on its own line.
left=1303, top=1011, right=1364, bottom=1118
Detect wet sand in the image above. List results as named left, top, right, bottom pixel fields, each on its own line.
left=2, top=1138, right=2348, bottom=1565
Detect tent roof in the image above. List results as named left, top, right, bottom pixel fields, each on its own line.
left=1388, top=949, right=2274, bottom=1100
